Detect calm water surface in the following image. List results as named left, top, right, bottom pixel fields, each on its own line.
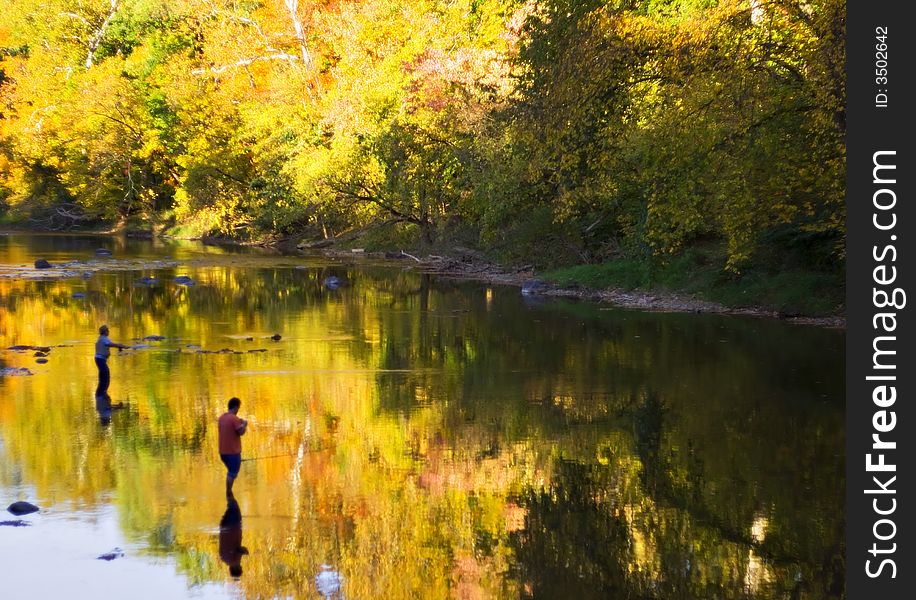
left=0, top=234, right=844, bottom=599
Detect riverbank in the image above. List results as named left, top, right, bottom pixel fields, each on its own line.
left=185, top=229, right=846, bottom=326
left=312, top=248, right=846, bottom=328
left=0, top=228, right=846, bottom=327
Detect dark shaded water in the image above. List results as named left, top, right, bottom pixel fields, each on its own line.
left=0, top=234, right=844, bottom=598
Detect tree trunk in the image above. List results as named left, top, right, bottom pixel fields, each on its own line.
left=85, top=0, right=119, bottom=69
left=284, top=0, right=312, bottom=68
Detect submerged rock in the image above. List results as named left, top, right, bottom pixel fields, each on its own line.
left=72, top=292, right=87, bottom=299
left=97, top=548, right=125, bottom=561
left=174, top=275, right=195, bottom=286
left=323, top=276, right=345, bottom=290
left=7, top=501, right=39, bottom=515
left=95, top=248, right=113, bottom=256
left=143, top=335, right=166, bottom=341
left=7, top=345, right=51, bottom=352
left=0, top=520, right=30, bottom=527
left=0, top=367, right=33, bottom=377
left=34, top=259, right=53, bottom=269
left=35, top=358, right=49, bottom=364
left=270, top=334, right=282, bottom=341
left=136, top=276, right=158, bottom=285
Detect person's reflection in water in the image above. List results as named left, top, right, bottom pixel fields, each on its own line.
left=219, top=496, right=248, bottom=578
left=95, top=393, right=125, bottom=426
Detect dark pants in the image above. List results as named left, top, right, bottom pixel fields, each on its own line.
left=221, top=454, right=242, bottom=478
left=95, top=357, right=110, bottom=396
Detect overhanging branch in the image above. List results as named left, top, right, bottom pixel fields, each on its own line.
left=192, top=53, right=300, bottom=75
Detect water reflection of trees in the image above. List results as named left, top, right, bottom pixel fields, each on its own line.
left=369, top=284, right=845, bottom=598
left=0, top=261, right=844, bottom=598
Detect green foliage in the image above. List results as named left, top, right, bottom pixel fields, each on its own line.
left=485, top=0, right=845, bottom=272
left=544, top=241, right=845, bottom=316
left=543, top=259, right=652, bottom=290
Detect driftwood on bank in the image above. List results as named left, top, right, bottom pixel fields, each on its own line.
left=27, top=204, right=94, bottom=231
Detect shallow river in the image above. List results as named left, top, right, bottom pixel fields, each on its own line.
left=0, top=234, right=844, bottom=599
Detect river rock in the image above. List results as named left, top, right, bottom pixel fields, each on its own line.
left=7, top=501, right=40, bottom=515
left=34, top=259, right=53, bottom=269
left=35, top=358, right=49, bottom=364
left=143, top=335, right=166, bottom=341
left=173, top=275, right=195, bottom=286
left=270, top=334, right=282, bottom=341
left=95, top=248, right=113, bottom=256
left=72, top=292, right=87, bottom=299
left=136, top=276, right=158, bottom=285
left=97, top=548, right=125, bottom=561
left=521, top=279, right=549, bottom=296
left=8, top=345, right=51, bottom=352
left=33, top=351, right=49, bottom=357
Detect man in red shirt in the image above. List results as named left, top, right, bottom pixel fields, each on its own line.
left=218, top=397, right=248, bottom=497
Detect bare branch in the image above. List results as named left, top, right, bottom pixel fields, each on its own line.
left=59, top=12, right=90, bottom=27
left=85, top=0, right=120, bottom=69
left=284, top=0, right=312, bottom=68
left=88, top=111, right=143, bottom=141
left=192, top=53, right=300, bottom=75
left=235, top=17, right=278, bottom=52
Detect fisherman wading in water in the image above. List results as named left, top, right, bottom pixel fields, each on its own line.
left=94, top=325, right=128, bottom=398
left=218, top=397, right=248, bottom=497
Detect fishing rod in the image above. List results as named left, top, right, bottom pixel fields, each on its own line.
left=241, top=453, right=302, bottom=462
left=241, top=444, right=326, bottom=462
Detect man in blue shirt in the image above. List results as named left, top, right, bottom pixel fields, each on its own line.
left=95, top=324, right=128, bottom=397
